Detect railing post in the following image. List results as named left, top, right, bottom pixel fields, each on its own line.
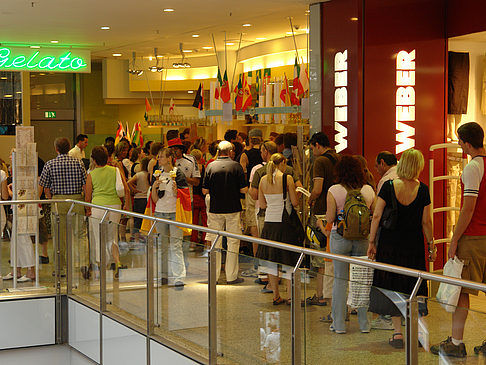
left=146, top=222, right=157, bottom=365
left=99, top=210, right=109, bottom=365
left=208, top=235, right=221, bottom=365
left=66, top=204, right=75, bottom=296
left=292, top=253, right=305, bottom=365
left=53, top=212, right=62, bottom=344
left=406, top=276, right=422, bottom=365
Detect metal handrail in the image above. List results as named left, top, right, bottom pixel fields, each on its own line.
left=7, top=198, right=486, bottom=293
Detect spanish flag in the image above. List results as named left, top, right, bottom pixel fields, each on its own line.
left=176, top=187, right=192, bottom=235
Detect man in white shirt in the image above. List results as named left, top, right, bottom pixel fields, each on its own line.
left=69, top=134, right=88, bottom=160
left=375, top=151, right=398, bottom=193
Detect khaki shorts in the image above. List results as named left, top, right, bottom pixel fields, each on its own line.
left=245, top=194, right=257, bottom=228
left=457, top=235, right=486, bottom=295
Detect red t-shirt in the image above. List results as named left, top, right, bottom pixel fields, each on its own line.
left=462, top=156, right=486, bottom=236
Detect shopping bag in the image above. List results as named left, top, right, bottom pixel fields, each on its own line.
left=140, top=188, right=156, bottom=233
left=436, top=256, right=464, bottom=312
left=347, top=256, right=374, bottom=308
left=176, top=187, right=192, bottom=235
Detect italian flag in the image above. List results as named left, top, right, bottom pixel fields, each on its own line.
left=132, top=122, right=143, bottom=147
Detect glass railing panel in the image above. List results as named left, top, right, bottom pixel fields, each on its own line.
left=101, top=216, right=148, bottom=327
left=152, top=232, right=209, bottom=361
left=422, top=282, right=486, bottom=363
left=216, top=245, right=293, bottom=365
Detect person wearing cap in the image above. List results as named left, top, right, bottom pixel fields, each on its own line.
left=166, top=134, right=201, bottom=189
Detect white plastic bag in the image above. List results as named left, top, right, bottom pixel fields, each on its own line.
left=115, top=167, right=125, bottom=198
left=347, top=256, right=374, bottom=308
left=436, top=256, right=464, bottom=313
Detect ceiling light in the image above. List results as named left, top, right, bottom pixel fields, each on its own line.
left=242, top=23, right=252, bottom=27
left=182, top=50, right=192, bottom=53
left=286, top=32, right=293, bottom=35
left=112, top=53, right=122, bottom=57
left=201, top=46, right=213, bottom=50
left=0, top=77, right=7, bottom=80
left=16, top=91, right=22, bottom=94
left=100, top=26, right=110, bottom=30
left=301, top=28, right=309, bottom=33
left=30, top=45, right=40, bottom=49
left=149, top=66, right=158, bottom=72
left=50, top=40, right=59, bottom=44
left=157, top=55, right=163, bottom=58
left=192, top=34, right=200, bottom=38
left=305, top=9, right=310, bottom=14
left=148, top=56, right=153, bottom=61
left=350, top=17, right=358, bottom=21
left=226, top=42, right=234, bottom=46
left=163, top=8, right=174, bottom=12
left=188, top=90, right=194, bottom=94
left=256, top=37, right=266, bottom=40
left=136, top=70, right=144, bottom=76
left=4, top=94, right=12, bottom=98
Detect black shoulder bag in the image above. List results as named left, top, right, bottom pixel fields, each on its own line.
left=380, top=180, right=398, bottom=230
left=281, top=173, right=305, bottom=245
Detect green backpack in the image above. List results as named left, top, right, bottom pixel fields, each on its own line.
left=337, top=188, right=371, bottom=240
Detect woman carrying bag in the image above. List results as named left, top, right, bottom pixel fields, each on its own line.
left=367, top=148, right=436, bottom=348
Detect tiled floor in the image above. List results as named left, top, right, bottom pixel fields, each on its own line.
left=0, top=345, right=96, bottom=364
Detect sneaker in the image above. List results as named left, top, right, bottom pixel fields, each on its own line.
left=329, top=324, right=346, bottom=334
left=430, top=337, right=467, bottom=358
left=241, top=268, right=258, bottom=278
left=371, top=316, right=394, bottom=330
left=474, top=340, right=486, bottom=355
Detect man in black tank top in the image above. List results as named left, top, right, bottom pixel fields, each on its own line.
left=240, top=128, right=264, bottom=184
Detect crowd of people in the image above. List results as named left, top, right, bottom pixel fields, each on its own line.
left=3, top=121, right=485, bottom=358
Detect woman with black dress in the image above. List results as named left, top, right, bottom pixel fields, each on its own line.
left=256, top=153, right=300, bottom=305
left=367, top=148, right=436, bottom=348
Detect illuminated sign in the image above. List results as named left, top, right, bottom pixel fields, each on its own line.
left=0, top=47, right=90, bottom=73
left=44, top=111, right=56, bottom=118
left=334, top=50, right=348, bottom=153
left=396, top=49, right=416, bottom=154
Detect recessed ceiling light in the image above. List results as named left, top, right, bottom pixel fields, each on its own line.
left=301, top=28, right=309, bottom=33
left=226, top=42, right=234, bottom=46
left=182, top=50, right=192, bottom=53
left=16, top=91, right=22, bottom=94
left=242, top=23, right=252, bottom=27
left=188, top=90, right=194, bottom=94
left=192, top=34, right=200, bottom=38
left=0, top=77, right=7, bottom=80
left=112, top=53, right=122, bottom=57
left=286, top=32, right=293, bottom=35
left=156, top=55, right=163, bottom=58
left=4, top=94, right=12, bottom=98
left=148, top=56, right=153, bottom=61
left=256, top=37, right=266, bottom=40
left=50, top=40, right=59, bottom=44
left=305, top=9, right=310, bottom=14
left=201, top=46, right=213, bottom=50
left=100, top=26, right=111, bottom=30
left=350, top=17, right=358, bottom=21
left=163, top=8, right=174, bottom=12
left=30, top=45, right=40, bottom=49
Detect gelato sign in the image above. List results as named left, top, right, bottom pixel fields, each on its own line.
left=0, top=47, right=90, bottom=73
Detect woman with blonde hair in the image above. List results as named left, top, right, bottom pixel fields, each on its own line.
left=256, top=153, right=301, bottom=305
left=367, top=148, right=436, bottom=348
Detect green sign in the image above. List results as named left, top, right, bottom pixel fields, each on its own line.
left=0, top=47, right=90, bottom=73
left=44, top=111, right=56, bottom=118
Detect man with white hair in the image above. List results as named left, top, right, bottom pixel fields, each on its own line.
left=202, top=141, right=248, bottom=284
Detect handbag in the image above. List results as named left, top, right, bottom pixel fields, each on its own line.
left=115, top=167, right=125, bottom=198
left=380, top=180, right=398, bottom=230
left=282, top=174, right=305, bottom=245
left=436, top=256, right=464, bottom=312
left=306, top=224, right=327, bottom=250
left=347, top=256, right=374, bottom=308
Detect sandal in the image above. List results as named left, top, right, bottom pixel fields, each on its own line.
left=305, top=294, right=328, bottom=306
left=389, top=333, right=404, bottom=349
left=273, top=297, right=286, bottom=305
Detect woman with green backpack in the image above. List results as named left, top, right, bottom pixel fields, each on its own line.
left=324, top=155, right=376, bottom=334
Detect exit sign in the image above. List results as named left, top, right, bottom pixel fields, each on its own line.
left=44, top=111, right=56, bottom=118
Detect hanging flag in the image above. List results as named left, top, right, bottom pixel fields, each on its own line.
left=169, top=98, right=176, bottom=114
left=114, top=122, right=126, bottom=145
left=144, top=97, right=152, bottom=121
left=241, top=74, right=253, bottom=111
left=234, top=75, right=244, bottom=111
left=299, top=63, right=309, bottom=94
left=215, top=69, right=222, bottom=100
left=263, top=68, right=271, bottom=93
left=290, top=92, right=300, bottom=106
left=220, top=70, right=231, bottom=103
left=132, top=122, right=143, bottom=147
left=293, top=58, right=305, bottom=96
left=192, top=83, right=204, bottom=110
left=125, top=122, right=132, bottom=143
left=279, top=75, right=291, bottom=107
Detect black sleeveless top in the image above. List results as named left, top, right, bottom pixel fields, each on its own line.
left=244, top=148, right=263, bottom=184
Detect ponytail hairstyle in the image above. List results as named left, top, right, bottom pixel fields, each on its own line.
left=266, top=153, right=286, bottom=184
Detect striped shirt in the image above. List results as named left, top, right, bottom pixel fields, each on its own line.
left=39, top=154, right=87, bottom=195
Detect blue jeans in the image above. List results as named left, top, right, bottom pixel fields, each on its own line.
left=154, top=212, right=185, bottom=284
left=330, top=231, right=369, bottom=332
